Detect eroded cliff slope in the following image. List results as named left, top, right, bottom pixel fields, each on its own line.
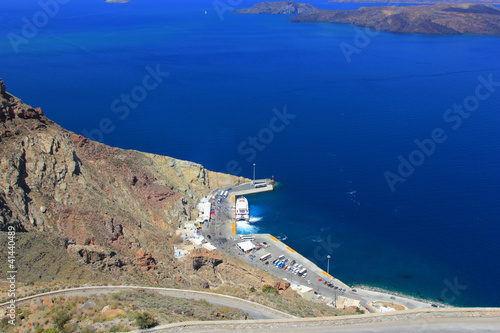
left=0, top=79, right=281, bottom=290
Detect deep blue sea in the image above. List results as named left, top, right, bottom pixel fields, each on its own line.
left=1, top=0, right=499, bottom=307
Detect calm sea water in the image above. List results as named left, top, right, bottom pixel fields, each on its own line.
left=1, top=0, right=499, bottom=307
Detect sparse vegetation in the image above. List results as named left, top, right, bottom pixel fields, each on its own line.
left=53, top=310, right=71, bottom=330
left=42, top=329, right=56, bottom=333
left=262, top=285, right=278, bottom=295
left=0, top=317, right=10, bottom=331
left=135, top=312, right=158, bottom=329
left=0, top=290, right=253, bottom=332
left=110, top=324, right=130, bottom=332
left=214, top=284, right=348, bottom=318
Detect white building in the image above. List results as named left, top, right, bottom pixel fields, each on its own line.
left=198, top=199, right=212, bottom=222
left=336, top=295, right=361, bottom=309
left=237, top=240, right=255, bottom=253
left=290, top=284, right=314, bottom=301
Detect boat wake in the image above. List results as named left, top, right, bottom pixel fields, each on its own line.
left=249, top=216, right=262, bottom=223
left=236, top=220, right=259, bottom=234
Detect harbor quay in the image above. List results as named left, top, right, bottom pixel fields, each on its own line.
left=200, top=179, right=436, bottom=313
left=229, top=179, right=274, bottom=196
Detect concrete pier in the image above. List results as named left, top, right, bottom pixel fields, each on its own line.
left=250, top=233, right=350, bottom=290
left=229, top=179, right=274, bottom=196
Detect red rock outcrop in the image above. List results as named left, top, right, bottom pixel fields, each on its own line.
left=136, top=248, right=157, bottom=271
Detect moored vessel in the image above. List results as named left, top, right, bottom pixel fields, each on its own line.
left=235, top=197, right=249, bottom=221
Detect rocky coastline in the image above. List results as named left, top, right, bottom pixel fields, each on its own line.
left=235, top=1, right=500, bottom=35
left=353, top=284, right=449, bottom=308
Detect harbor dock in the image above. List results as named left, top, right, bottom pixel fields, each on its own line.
left=200, top=179, right=435, bottom=313
left=229, top=179, right=274, bottom=196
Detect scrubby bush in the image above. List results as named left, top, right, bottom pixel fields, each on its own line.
left=262, top=285, right=278, bottom=295
left=135, top=312, right=158, bottom=329
left=0, top=317, right=10, bottom=330
left=42, top=329, right=57, bottom=333
left=53, top=310, right=70, bottom=330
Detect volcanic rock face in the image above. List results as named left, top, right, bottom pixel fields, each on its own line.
left=0, top=82, right=43, bottom=124
left=0, top=78, right=268, bottom=289
left=190, top=248, right=223, bottom=271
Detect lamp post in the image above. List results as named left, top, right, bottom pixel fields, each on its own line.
left=253, top=163, right=256, bottom=183
left=327, top=255, right=331, bottom=275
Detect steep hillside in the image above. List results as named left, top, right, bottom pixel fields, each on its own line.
left=0, top=78, right=281, bottom=290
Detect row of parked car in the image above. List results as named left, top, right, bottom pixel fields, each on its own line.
left=272, top=256, right=308, bottom=277
left=322, top=280, right=349, bottom=292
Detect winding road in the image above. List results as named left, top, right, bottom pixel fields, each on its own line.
left=2, top=286, right=498, bottom=332
left=0, top=285, right=296, bottom=320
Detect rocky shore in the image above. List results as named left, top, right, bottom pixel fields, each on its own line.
left=353, top=284, right=449, bottom=308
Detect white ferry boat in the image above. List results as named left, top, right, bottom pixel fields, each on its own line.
left=235, top=197, right=249, bottom=221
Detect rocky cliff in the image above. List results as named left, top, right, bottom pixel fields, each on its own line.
left=0, top=78, right=281, bottom=290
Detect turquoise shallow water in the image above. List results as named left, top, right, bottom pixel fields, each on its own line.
left=1, top=0, right=500, bottom=307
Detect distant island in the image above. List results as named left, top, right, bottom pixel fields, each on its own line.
left=329, top=0, right=500, bottom=4
left=235, top=1, right=500, bottom=35
left=234, top=1, right=320, bottom=14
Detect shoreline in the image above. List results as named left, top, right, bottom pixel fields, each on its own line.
left=353, top=284, right=449, bottom=308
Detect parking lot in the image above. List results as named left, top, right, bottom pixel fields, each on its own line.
left=224, top=233, right=359, bottom=303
